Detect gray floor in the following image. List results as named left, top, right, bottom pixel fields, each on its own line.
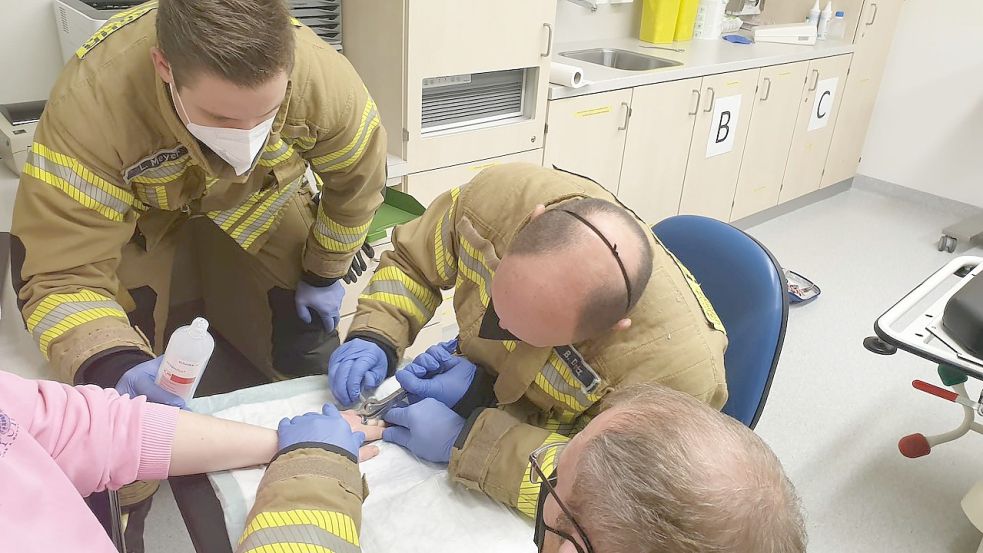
left=2, top=182, right=983, bottom=552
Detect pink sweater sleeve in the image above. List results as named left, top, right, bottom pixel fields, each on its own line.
left=0, top=371, right=179, bottom=496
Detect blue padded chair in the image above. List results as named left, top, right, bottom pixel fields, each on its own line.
left=653, top=215, right=788, bottom=429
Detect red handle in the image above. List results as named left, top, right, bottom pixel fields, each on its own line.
left=912, top=380, right=959, bottom=402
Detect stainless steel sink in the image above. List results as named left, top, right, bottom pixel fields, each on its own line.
left=560, top=48, right=681, bottom=71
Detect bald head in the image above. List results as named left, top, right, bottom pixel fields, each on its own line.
left=563, top=384, right=807, bottom=553
left=491, top=198, right=654, bottom=346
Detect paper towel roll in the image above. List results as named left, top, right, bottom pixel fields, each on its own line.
left=550, top=62, right=586, bottom=88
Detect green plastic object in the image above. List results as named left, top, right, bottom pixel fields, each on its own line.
left=938, top=364, right=968, bottom=386
left=365, top=187, right=426, bottom=243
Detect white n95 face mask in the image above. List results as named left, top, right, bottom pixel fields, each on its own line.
left=170, top=82, right=277, bottom=176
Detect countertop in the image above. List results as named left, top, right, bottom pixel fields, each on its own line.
left=549, top=36, right=854, bottom=100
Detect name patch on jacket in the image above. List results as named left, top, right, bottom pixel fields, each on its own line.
left=555, top=346, right=600, bottom=394
left=125, top=146, right=189, bottom=182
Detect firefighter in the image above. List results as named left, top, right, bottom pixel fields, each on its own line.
left=329, top=162, right=729, bottom=514
left=9, top=0, right=386, bottom=549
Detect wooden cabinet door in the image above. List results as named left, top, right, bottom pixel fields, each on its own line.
left=677, top=68, right=760, bottom=220
left=822, top=0, right=904, bottom=187
left=618, top=77, right=701, bottom=225
left=731, top=62, right=809, bottom=220
left=542, top=89, right=634, bottom=194
left=779, top=54, right=852, bottom=203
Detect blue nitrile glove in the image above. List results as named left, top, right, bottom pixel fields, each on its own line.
left=115, top=357, right=187, bottom=409
left=328, top=338, right=388, bottom=406
left=395, top=340, right=476, bottom=408
left=277, top=403, right=366, bottom=459
left=382, top=398, right=465, bottom=464
left=295, top=280, right=345, bottom=333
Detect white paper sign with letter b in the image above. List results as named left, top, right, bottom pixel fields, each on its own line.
left=808, top=77, right=839, bottom=131
left=706, top=95, right=742, bottom=158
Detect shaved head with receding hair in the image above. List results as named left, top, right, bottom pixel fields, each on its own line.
left=503, top=198, right=654, bottom=341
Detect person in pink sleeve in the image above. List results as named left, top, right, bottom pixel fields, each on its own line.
left=0, top=370, right=383, bottom=552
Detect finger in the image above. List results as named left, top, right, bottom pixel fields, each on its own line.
left=278, top=417, right=291, bottom=430
left=321, top=403, right=341, bottom=418
left=296, top=302, right=313, bottom=324
left=358, top=444, right=381, bottom=462
left=382, top=426, right=411, bottom=447
left=360, top=421, right=385, bottom=442
left=395, top=370, right=434, bottom=398
left=356, top=253, right=367, bottom=273
left=320, top=313, right=337, bottom=334
left=353, top=431, right=366, bottom=449
left=348, top=356, right=381, bottom=398
left=442, top=338, right=459, bottom=353
left=330, top=359, right=356, bottom=406
left=363, top=242, right=375, bottom=258
left=382, top=405, right=411, bottom=428
left=363, top=369, right=382, bottom=389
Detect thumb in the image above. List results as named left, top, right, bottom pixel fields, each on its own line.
left=321, top=403, right=341, bottom=417
left=320, top=313, right=337, bottom=333
left=353, top=431, right=366, bottom=449
left=396, top=370, right=434, bottom=398
left=382, top=405, right=411, bottom=428
left=383, top=426, right=411, bottom=448
left=296, top=302, right=313, bottom=324
left=441, top=338, right=459, bottom=353
left=363, top=370, right=382, bottom=388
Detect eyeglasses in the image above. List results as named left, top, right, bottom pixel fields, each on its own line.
left=529, top=442, right=595, bottom=553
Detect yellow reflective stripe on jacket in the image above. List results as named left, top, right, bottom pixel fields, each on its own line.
left=26, top=290, right=128, bottom=360
left=543, top=412, right=579, bottom=436
left=24, top=143, right=134, bottom=222
left=516, top=433, right=567, bottom=518
left=456, top=235, right=494, bottom=307
left=312, top=210, right=370, bottom=253
left=258, top=138, right=295, bottom=168
left=207, top=176, right=304, bottom=250
left=433, top=187, right=461, bottom=282
left=533, top=351, right=603, bottom=414
left=76, top=1, right=157, bottom=59
left=311, top=97, right=380, bottom=173
left=360, top=266, right=441, bottom=327
left=238, top=510, right=360, bottom=553
left=232, top=176, right=306, bottom=250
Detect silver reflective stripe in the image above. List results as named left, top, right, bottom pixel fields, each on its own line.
left=134, top=160, right=187, bottom=181
left=438, top=209, right=455, bottom=277
left=262, top=140, right=291, bottom=161
left=314, top=218, right=367, bottom=247
left=457, top=244, right=493, bottom=299
left=30, top=151, right=131, bottom=215
left=30, top=299, right=123, bottom=344
left=541, top=359, right=593, bottom=410
left=238, top=524, right=359, bottom=553
left=232, top=177, right=303, bottom=246
left=313, top=104, right=379, bottom=173
left=362, top=280, right=437, bottom=319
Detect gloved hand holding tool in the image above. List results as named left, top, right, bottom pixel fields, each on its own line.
left=115, top=356, right=187, bottom=409
left=295, top=280, right=345, bottom=333
left=382, top=398, right=465, bottom=464
left=328, top=338, right=389, bottom=406
left=395, top=339, right=477, bottom=408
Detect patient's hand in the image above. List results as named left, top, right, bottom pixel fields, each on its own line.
left=342, top=409, right=385, bottom=461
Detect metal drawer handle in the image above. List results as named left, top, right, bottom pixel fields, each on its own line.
left=760, top=77, right=772, bottom=101
left=542, top=23, right=554, bottom=57
left=617, top=101, right=631, bottom=130
left=866, top=2, right=879, bottom=26
left=809, top=69, right=820, bottom=91
left=703, top=87, right=716, bottom=112
left=688, top=89, right=702, bottom=115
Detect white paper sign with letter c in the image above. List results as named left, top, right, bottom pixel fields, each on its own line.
left=706, top=94, right=742, bottom=158
left=808, top=77, right=839, bottom=131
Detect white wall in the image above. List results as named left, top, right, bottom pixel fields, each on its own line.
left=0, top=0, right=64, bottom=103
left=554, top=0, right=641, bottom=44
left=858, top=0, right=983, bottom=207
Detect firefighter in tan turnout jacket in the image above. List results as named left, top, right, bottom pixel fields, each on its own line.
left=9, top=1, right=385, bottom=547
left=327, top=162, right=729, bottom=517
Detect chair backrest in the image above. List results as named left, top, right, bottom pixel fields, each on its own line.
left=653, top=215, right=788, bottom=428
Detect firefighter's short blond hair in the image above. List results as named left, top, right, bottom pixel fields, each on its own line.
left=572, top=384, right=808, bottom=553
left=157, top=0, right=295, bottom=88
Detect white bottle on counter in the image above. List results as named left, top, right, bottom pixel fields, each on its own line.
left=155, top=317, right=214, bottom=400
left=806, top=0, right=821, bottom=26
left=828, top=10, right=847, bottom=40
left=818, top=1, right=833, bottom=39
left=694, top=0, right=727, bottom=40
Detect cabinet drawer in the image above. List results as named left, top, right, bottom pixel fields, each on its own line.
left=405, top=149, right=544, bottom=207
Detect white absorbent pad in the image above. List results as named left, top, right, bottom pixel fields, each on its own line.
left=199, top=378, right=535, bottom=552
